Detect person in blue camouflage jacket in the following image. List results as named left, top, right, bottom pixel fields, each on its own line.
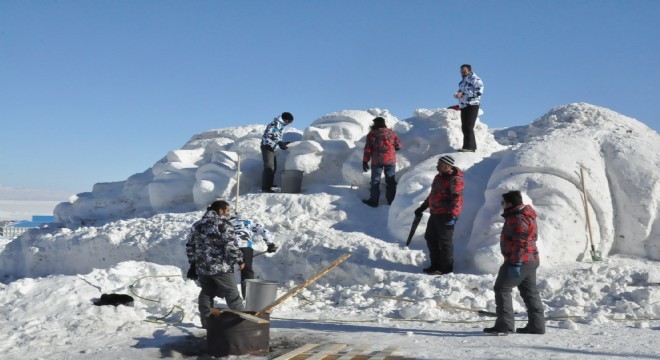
left=231, top=214, right=279, bottom=297
left=186, top=200, right=245, bottom=327
left=454, top=64, right=484, bottom=152
left=261, top=112, right=294, bottom=192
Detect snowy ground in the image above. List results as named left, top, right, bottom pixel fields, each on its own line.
left=1, top=103, right=659, bottom=359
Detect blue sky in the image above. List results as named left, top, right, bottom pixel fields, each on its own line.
left=1, top=1, right=658, bottom=195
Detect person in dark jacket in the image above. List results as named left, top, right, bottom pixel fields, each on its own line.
left=362, top=117, right=402, bottom=207
left=484, top=191, right=545, bottom=335
left=261, top=112, right=294, bottom=192
left=414, top=155, right=464, bottom=275
left=185, top=200, right=245, bottom=328
left=454, top=64, right=484, bottom=152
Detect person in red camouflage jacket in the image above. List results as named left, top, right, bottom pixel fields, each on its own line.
left=362, top=117, right=401, bottom=207
left=414, top=155, right=464, bottom=275
left=484, top=190, right=545, bottom=335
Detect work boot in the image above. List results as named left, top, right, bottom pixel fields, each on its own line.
left=483, top=326, right=513, bottom=335
left=362, top=199, right=378, bottom=208
left=422, top=266, right=437, bottom=274
left=516, top=327, right=545, bottom=334
left=261, top=188, right=275, bottom=193
left=210, top=308, right=222, bottom=316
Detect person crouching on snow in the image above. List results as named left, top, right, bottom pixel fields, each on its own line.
left=362, top=117, right=402, bottom=207
left=484, top=190, right=546, bottom=335
left=231, top=213, right=278, bottom=298
left=185, top=200, right=245, bottom=328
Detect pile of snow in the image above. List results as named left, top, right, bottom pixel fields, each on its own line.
left=1, top=103, right=659, bottom=359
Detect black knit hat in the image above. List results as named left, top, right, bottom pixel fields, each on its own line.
left=502, top=191, right=523, bottom=207
left=372, top=117, right=386, bottom=126
left=439, top=155, right=455, bottom=166
left=281, top=112, right=294, bottom=122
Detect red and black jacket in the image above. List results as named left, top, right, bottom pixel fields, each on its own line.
left=362, top=128, right=401, bottom=166
left=500, top=204, right=539, bottom=263
left=422, top=167, right=464, bottom=217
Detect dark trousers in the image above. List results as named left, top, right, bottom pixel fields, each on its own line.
left=261, top=145, right=277, bottom=189
left=424, top=214, right=455, bottom=273
left=493, top=261, right=545, bottom=331
left=369, top=164, right=397, bottom=204
left=198, top=272, right=244, bottom=320
left=460, top=104, right=479, bottom=150
left=239, top=247, right=255, bottom=298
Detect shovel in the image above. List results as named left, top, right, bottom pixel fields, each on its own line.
left=579, top=167, right=602, bottom=261
left=405, top=215, right=423, bottom=247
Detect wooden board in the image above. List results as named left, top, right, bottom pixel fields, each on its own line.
left=217, top=308, right=270, bottom=324
left=273, top=343, right=320, bottom=360
left=306, top=343, right=348, bottom=360
left=369, top=345, right=400, bottom=360
left=255, top=253, right=351, bottom=316
left=335, top=343, right=372, bottom=359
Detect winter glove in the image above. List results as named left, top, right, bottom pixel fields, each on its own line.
left=278, top=141, right=288, bottom=150
left=444, top=216, right=457, bottom=226
left=267, top=243, right=279, bottom=253
left=414, top=205, right=427, bottom=218
left=362, top=161, right=369, bottom=172
left=507, top=263, right=522, bottom=279
left=186, top=263, right=198, bottom=280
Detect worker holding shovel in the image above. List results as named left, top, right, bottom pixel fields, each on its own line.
left=231, top=213, right=279, bottom=298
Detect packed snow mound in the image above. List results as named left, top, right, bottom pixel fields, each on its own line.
left=467, top=103, right=660, bottom=272
left=20, top=103, right=659, bottom=277
left=53, top=125, right=302, bottom=225
left=53, top=108, right=495, bottom=226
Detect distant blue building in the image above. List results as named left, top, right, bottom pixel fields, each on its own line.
left=1, top=215, right=54, bottom=238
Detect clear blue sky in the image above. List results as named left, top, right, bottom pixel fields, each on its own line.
left=1, top=1, right=658, bottom=195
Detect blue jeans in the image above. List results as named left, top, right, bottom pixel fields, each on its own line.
left=369, top=164, right=397, bottom=204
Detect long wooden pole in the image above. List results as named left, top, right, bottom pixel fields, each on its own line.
left=235, top=153, right=241, bottom=213
left=255, top=253, right=351, bottom=316
left=579, top=167, right=597, bottom=252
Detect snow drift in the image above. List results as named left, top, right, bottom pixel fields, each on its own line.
left=1, top=103, right=659, bottom=359
left=2, top=103, right=658, bottom=281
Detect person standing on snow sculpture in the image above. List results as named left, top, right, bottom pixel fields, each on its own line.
left=231, top=213, right=279, bottom=298
left=185, top=200, right=245, bottom=328
left=484, top=190, right=545, bottom=335
left=261, top=112, right=294, bottom=193
left=414, top=155, right=463, bottom=275
left=362, top=117, right=402, bottom=207
left=454, top=64, right=484, bottom=152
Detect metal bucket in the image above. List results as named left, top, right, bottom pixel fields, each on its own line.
left=281, top=170, right=304, bottom=193
left=245, top=279, right=279, bottom=312
left=207, top=311, right=270, bottom=357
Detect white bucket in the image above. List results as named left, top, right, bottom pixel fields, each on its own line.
left=245, top=279, right=279, bottom=312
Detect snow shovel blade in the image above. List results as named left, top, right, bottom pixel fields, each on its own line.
left=590, top=249, right=602, bottom=261
left=405, top=215, right=423, bottom=247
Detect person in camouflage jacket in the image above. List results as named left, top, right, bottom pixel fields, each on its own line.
left=454, top=64, right=484, bottom=152
left=362, top=117, right=401, bottom=207
left=414, top=155, right=464, bottom=275
left=261, top=112, right=294, bottom=192
left=231, top=214, right=278, bottom=297
left=484, top=191, right=545, bottom=335
left=186, top=200, right=245, bottom=327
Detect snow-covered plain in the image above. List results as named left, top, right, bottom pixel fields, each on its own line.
left=1, top=103, right=659, bottom=359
